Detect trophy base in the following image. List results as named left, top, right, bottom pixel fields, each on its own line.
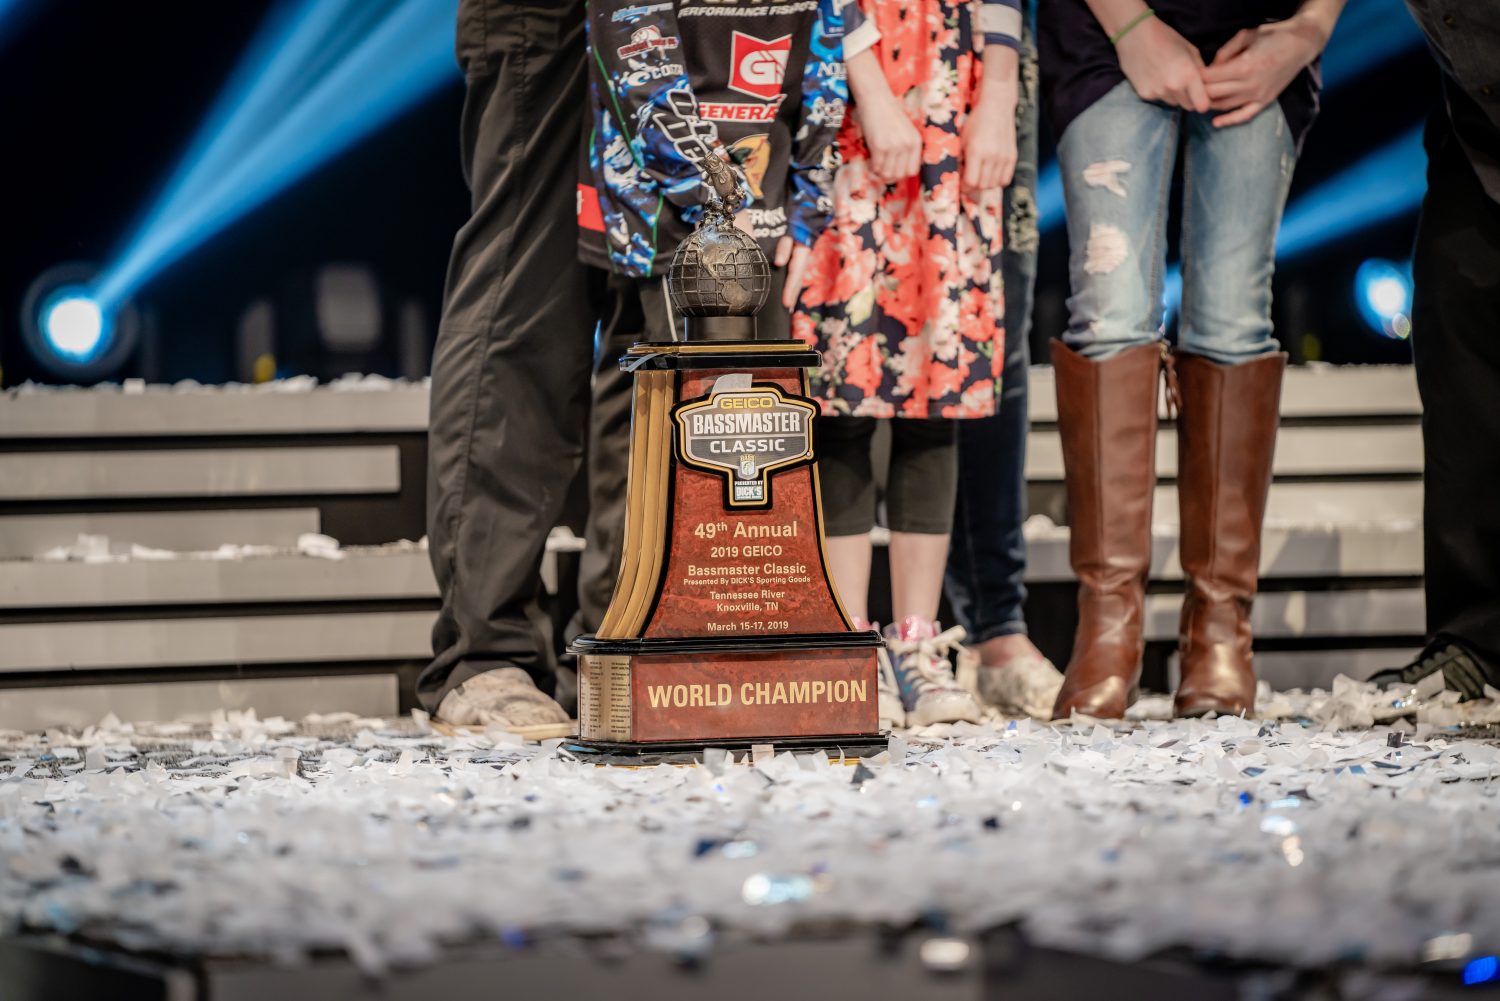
left=570, top=632, right=883, bottom=747
left=563, top=732, right=889, bottom=766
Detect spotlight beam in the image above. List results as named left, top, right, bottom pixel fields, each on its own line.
left=1275, top=126, right=1426, bottom=261
left=95, top=0, right=458, bottom=311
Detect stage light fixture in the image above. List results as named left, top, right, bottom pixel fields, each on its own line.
left=93, top=0, right=459, bottom=312
left=20, top=263, right=141, bottom=381
left=1465, top=955, right=1500, bottom=986
left=41, top=292, right=105, bottom=361
left=1354, top=258, right=1412, bottom=339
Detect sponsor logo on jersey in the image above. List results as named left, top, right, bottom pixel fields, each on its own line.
left=612, top=1, right=672, bottom=21
left=679, top=0, right=818, bottom=16
left=622, top=62, right=685, bottom=87
left=699, top=95, right=784, bottom=123
left=653, top=88, right=720, bottom=165
left=728, top=31, right=790, bottom=100
left=618, top=25, right=680, bottom=58
left=727, top=134, right=771, bottom=199
left=577, top=184, right=605, bottom=233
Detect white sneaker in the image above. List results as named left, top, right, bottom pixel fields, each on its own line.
left=885, top=617, right=984, bottom=727
left=436, top=667, right=569, bottom=727
left=856, top=618, right=905, bottom=729
left=978, top=654, right=1064, bottom=720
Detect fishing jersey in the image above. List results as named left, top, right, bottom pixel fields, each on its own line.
left=578, top=0, right=849, bottom=277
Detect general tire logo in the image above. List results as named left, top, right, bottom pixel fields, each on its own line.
left=674, top=374, right=817, bottom=509
left=728, top=32, right=790, bottom=101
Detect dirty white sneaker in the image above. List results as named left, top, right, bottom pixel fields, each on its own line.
left=978, top=655, right=1064, bottom=720
left=876, top=648, right=906, bottom=730
left=436, top=668, right=569, bottom=727
left=856, top=618, right=905, bottom=729
left=885, top=617, right=983, bottom=727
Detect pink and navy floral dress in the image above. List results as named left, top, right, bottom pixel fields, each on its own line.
left=794, top=0, right=1019, bottom=419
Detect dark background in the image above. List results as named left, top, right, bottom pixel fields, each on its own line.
left=0, top=0, right=1440, bottom=388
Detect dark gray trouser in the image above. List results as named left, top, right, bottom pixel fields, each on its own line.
left=422, top=0, right=603, bottom=711
left=1412, top=101, right=1500, bottom=672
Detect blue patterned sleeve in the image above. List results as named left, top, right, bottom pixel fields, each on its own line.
left=588, top=2, right=750, bottom=212
left=786, top=0, right=849, bottom=246
left=980, top=0, right=1022, bottom=50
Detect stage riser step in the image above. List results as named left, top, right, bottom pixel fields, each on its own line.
left=0, top=674, right=398, bottom=732
left=1025, top=425, right=1422, bottom=480
left=1025, top=365, right=1420, bottom=423
left=0, top=611, right=435, bottom=672
left=0, top=447, right=400, bottom=502
left=0, top=550, right=436, bottom=608
left=0, top=509, right=322, bottom=559
left=2, top=386, right=430, bottom=438
left=1, top=367, right=1420, bottom=439
left=0, top=521, right=1422, bottom=611
left=0, top=590, right=1420, bottom=673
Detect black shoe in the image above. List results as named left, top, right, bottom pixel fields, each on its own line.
left=1368, top=638, right=1496, bottom=701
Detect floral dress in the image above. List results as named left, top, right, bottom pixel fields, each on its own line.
left=793, top=0, right=1006, bottom=420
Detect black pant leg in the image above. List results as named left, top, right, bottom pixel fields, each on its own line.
left=422, top=1, right=597, bottom=710
left=1411, top=110, right=1500, bottom=670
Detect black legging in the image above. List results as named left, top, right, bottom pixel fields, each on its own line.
left=817, top=417, right=958, bottom=537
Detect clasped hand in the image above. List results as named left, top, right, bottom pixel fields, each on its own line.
left=1116, top=14, right=1323, bottom=127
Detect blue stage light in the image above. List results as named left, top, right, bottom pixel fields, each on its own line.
left=20, top=263, right=141, bottom=381
left=1464, top=955, right=1499, bottom=986
left=93, top=0, right=459, bottom=312
left=40, top=290, right=108, bottom=362
left=1354, top=258, right=1413, bottom=338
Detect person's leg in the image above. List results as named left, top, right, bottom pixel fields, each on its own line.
left=882, top=419, right=982, bottom=725
left=1048, top=81, right=1178, bottom=720
left=421, top=1, right=592, bottom=720
left=815, top=416, right=879, bottom=624
left=887, top=419, right=960, bottom=624
left=946, top=4, right=1040, bottom=655
left=1409, top=105, right=1500, bottom=682
left=1171, top=107, right=1294, bottom=717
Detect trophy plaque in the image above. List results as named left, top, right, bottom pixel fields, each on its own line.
left=567, top=158, right=885, bottom=762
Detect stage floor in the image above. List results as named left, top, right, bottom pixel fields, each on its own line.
left=3, top=682, right=1499, bottom=999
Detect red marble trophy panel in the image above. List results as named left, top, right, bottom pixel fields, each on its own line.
left=629, top=649, right=879, bottom=741
left=644, top=367, right=849, bottom=640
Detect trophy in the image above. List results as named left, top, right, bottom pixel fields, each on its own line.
left=567, top=157, right=885, bottom=762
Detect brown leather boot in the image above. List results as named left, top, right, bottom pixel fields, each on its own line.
left=1173, top=351, right=1287, bottom=717
left=1050, top=341, right=1166, bottom=720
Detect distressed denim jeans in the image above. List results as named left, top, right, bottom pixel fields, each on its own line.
left=1057, top=80, right=1296, bottom=363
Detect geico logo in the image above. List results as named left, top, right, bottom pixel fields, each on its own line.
left=718, top=396, right=776, bottom=409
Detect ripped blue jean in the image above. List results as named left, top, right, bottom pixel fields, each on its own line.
left=1057, top=80, right=1297, bottom=363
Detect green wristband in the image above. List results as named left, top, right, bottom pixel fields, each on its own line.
left=1110, top=7, right=1156, bottom=45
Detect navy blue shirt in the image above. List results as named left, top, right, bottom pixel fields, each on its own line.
left=1037, top=1, right=1322, bottom=147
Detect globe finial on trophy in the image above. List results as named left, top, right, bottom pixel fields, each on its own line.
left=666, top=156, right=772, bottom=340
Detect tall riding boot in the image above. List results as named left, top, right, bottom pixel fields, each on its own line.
left=1173, top=351, right=1287, bottom=717
left=1050, top=341, right=1166, bottom=720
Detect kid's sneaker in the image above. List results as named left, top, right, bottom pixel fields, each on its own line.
left=855, top=617, right=905, bottom=729
left=884, top=617, right=984, bottom=727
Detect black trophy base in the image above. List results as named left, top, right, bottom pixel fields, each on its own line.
left=680, top=314, right=757, bottom=341
left=564, top=732, right=890, bottom=766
